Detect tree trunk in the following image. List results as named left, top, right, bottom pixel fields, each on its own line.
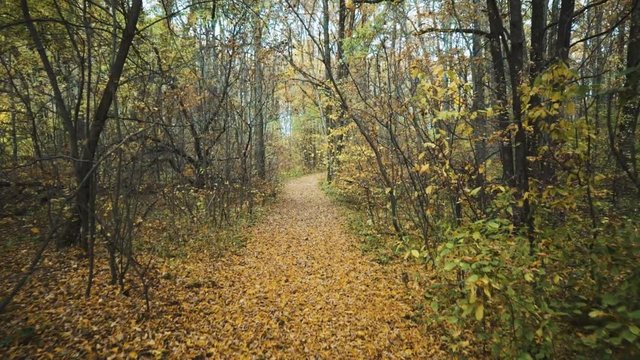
left=322, top=0, right=335, bottom=182
left=254, top=15, right=266, bottom=179
left=529, top=0, right=547, bottom=182
left=471, top=4, right=487, bottom=209
left=615, top=0, right=640, bottom=192
left=555, top=0, right=575, bottom=61
left=74, top=0, right=143, bottom=250
left=486, top=0, right=514, bottom=184
left=11, top=108, right=18, bottom=165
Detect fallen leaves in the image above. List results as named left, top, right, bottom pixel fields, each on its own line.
left=1, top=174, right=445, bottom=358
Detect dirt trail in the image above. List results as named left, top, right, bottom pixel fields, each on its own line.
left=207, top=174, right=439, bottom=358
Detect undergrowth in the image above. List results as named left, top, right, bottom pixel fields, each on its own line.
left=321, top=180, right=398, bottom=266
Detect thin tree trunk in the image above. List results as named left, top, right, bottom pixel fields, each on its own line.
left=615, top=0, right=640, bottom=193
left=486, top=0, right=514, bottom=183
left=254, top=15, right=266, bottom=179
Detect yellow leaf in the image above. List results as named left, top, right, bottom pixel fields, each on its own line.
left=475, top=303, right=484, bottom=321
left=566, top=101, right=576, bottom=115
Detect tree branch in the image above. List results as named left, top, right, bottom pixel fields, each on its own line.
left=413, top=27, right=491, bottom=37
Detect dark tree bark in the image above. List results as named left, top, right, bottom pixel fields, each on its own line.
left=471, top=16, right=487, bottom=211
left=486, top=0, right=514, bottom=183
left=542, top=0, right=575, bottom=185
left=21, top=0, right=144, bottom=250
left=20, top=0, right=78, bottom=163
left=555, top=0, right=576, bottom=61
left=530, top=0, right=547, bottom=78
left=529, top=0, right=547, bottom=182
left=322, top=0, right=336, bottom=182
left=614, top=0, right=640, bottom=193
left=254, top=16, right=266, bottom=179
left=21, top=0, right=82, bottom=247
left=507, top=0, right=527, bottom=189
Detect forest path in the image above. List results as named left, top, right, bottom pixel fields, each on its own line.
left=206, top=173, right=440, bottom=358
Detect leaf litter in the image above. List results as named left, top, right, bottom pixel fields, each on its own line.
left=1, top=174, right=444, bottom=359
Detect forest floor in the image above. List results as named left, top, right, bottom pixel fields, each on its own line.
left=1, top=174, right=444, bottom=359
left=201, top=173, right=444, bottom=358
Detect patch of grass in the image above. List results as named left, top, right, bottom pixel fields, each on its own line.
left=279, top=167, right=306, bottom=181
left=320, top=180, right=363, bottom=207
left=322, top=181, right=397, bottom=265
left=320, top=180, right=351, bottom=206
left=0, top=229, right=41, bottom=250
left=0, top=327, right=37, bottom=348
left=404, top=302, right=426, bottom=325
left=150, top=238, right=187, bottom=259
left=355, top=224, right=396, bottom=265
left=140, top=199, right=271, bottom=260
left=319, top=179, right=334, bottom=196
left=215, top=224, right=249, bottom=252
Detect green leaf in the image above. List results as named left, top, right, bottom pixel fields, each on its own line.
left=517, top=353, right=533, bottom=360
left=430, top=301, right=439, bottom=312
left=606, top=322, right=622, bottom=330
left=445, top=316, right=459, bottom=324
left=628, top=310, right=640, bottom=319
left=411, top=249, right=420, bottom=258
left=629, top=325, right=640, bottom=336
left=444, top=261, right=457, bottom=271
left=466, top=274, right=479, bottom=284
left=609, top=336, right=623, bottom=346
left=602, top=293, right=619, bottom=306
left=621, top=329, right=637, bottom=343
